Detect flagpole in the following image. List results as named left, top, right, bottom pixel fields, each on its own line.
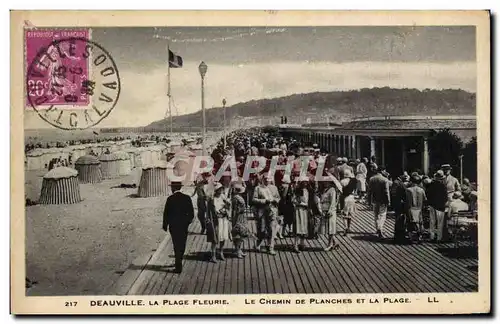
left=167, top=42, right=173, bottom=137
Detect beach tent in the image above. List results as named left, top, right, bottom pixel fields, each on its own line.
left=39, top=167, right=81, bottom=204
left=25, top=149, right=46, bottom=170
left=189, top=143, right=203, bottom=156
left=124, top=147, right=140, bottom=168
left=169, top=141, right=183, bottom=153
left=70, top=144, right=89, bottom=162
left=74, top=155, right=102, bottom=183
left=138, top=161, right=169, bottom=197
left=114, top=151, right=132, bottom=176
left=99, top=152, right=123, bottom=179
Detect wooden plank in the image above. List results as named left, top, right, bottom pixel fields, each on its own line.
left=353, top=208, right=451, bottom=292
left=186, top=221, right=210, bottom=294
left=219, top=244, right=231, bottom=295
left=298, top=237, right=325, bottom=293
left=230, top=244, right=239, bottom=294
left=346, top=228, right=410, bottom=292
left=200, top=245, right=215, bottom=294
left=116, top=200, right=478, bottom=295
left=142, top=238, right=175, bottom=295
left=208, top=245, right=222, bottom=294
left=404, top=243, right=477, bottom=291
left=355, top=207, right=472, bottom=292
left=248, top=222, right=260, bottom=293
left=127, top=234, right=171, bottom=295
left=312, top=235, right=348, bottom=293
left=105, top=250, right=155, bottom=295
left=157, top=222, right=201, bottom=295
left=167, top=229, right=204, bottom=295
left=279, top=237, right=301, bottom=293
left=337, top=234, right=381, bottom=293
left=192, top=237, right=210, bottom=294
left=346, top=209, right=416, bottom=293
left=302, top=237, right=336, bottom=293
left=275, top=238, right=293, bottom=294
left=348, top=229, right=425, bottom=292
left=266, top=241, right=282, bottom=293
left=179, top=232, right=205, bottom=294
left=281, top=235, right=306, bottom=293
left=241, top=238, right=251, bottom=293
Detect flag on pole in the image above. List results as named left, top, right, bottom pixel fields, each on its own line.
left=169, top=50, right=183, bottom=68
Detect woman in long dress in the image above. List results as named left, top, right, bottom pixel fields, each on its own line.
left=293, top=176, right=310, bottom=253
left=341, top=169, right=358, bottom=235
left=206, top=182, right=231, bottom=262
left=319, top=178, right=339, bottom=250
left=231, top=182, right=251, bottom=258
left=308, top=179, right=322, bottom=239
left=279, top=175, right=294, bottom=237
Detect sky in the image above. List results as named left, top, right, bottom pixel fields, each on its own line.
left=24, top=26, right=476, bottom=129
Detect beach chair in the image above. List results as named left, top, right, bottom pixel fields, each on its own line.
left=447, top=210, right=478, bottom=251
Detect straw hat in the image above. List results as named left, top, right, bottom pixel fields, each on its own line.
left=441, top=164, right=452, bottom=170
left=232, top=182, right=246, bottom=194
left=434, top=170, right=445, bottom=180
left=296, top=175, right=310, bottom=183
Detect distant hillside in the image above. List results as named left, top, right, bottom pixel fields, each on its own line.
left=145, top=87, right=476, bottom=131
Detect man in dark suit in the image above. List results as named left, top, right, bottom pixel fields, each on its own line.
left=163, top=181, right=195, bottom=273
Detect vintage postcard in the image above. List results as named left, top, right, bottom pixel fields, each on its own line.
left=10, top=10, right=490, bottom=315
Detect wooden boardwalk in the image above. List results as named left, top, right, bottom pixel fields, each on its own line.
left=107, top=202, right=478, bottom=295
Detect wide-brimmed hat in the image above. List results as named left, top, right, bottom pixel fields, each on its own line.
left=410, top=174, right=421, bottom=183
left=232, top=182, right=246, bottom=194
left=434, top=170, right=445, bottom=180
left=441, top=164, right=452, bottom=170
left=214, top=182, right=223, bottom=191
left=296, top=175, right=310, bottom=183
left=422, top=177, right=432, bottom=185
left=343, top=169, right=354, bottom=178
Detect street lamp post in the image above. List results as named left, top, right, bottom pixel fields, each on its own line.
left=222, top=98, right=227, bottom=150
left=198, top=61, right=208, bottom=156
left=459, top=154, right=464, bottom=184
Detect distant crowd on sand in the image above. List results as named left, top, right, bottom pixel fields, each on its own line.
left=24, top=134, right=200, bottom=154
left=161, top=128, right=478, bottom=273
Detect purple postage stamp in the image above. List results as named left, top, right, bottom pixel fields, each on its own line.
left=25, top=28, right=121, bottom=130
left=25, top=29, right=90, bottom=107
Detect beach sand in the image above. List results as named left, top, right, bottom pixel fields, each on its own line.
left=24, top=167, right=196, bottom=296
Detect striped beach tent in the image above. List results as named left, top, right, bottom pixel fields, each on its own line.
left=25, top=149, right=45, bottom=170
left=75, top=155, right=102, bottom=183
left=138, top=161, right=169, bottom=197
left=98, top=152, right=122, bottom=179
left=39, top=167, right=81, bottom=205
left=114, top=151, right=132, bottom=176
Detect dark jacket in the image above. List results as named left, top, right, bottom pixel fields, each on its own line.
left=368, top=173, right=391, bottom=205
left=426, top=180, right=448, bottom=212
left=163, top=191, right=195, bottom=231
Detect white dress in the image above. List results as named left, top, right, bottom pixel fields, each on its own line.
left=213, top=196, right=231, bottom=242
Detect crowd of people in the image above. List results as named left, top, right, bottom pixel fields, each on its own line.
left=167, top=127, right=478, bottom=270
